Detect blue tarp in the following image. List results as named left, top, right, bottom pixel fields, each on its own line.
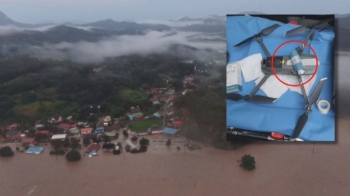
left=26, top=146, right=44, bottom=154
left=153, top=112, right=161, bottom=118
left=162, top=127, right=177, bottom=135
left=94, top=127, right=105, bottom=133
left=226, top=16, right=335, bottom=142
left=129, top=114, right=135, bottom=120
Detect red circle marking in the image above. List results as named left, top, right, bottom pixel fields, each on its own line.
left=271, top=40, right=319, bottom=87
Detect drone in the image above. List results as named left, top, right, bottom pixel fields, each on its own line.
left=226, top=18, right=333, bottom=104
left=227, top=17, right=334, bottom=140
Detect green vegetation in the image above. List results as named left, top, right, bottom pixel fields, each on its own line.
left=123, top=130, right=129, bottom=137
left=139, top=138, right=150, bottom=146
left=129, top=119, right=162, bottom=133
left=174, top=85, right=252, bottom=150
left=0, top=54, right=196, bottom=125
left=101, top=134, right=111, bottom=142
left=131, top=135, right=138, bottom=142
left=63, top=138, right=70, bottom=148
left=70, top=138, right=80, bottom=149
left=130, top=144, right=147, bottom=153
left=0, top=146, right=14, bottom=157
left=83, top=137, right=91, bottom=146
left=65, top=149, right=81, bottom=162
left=239, top=154, right=256, bottom=171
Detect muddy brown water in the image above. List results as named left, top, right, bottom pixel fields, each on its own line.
left=0, top=118, right=349, bottom=196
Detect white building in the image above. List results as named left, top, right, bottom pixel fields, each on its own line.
left=51, top=134, right=67, bottom=140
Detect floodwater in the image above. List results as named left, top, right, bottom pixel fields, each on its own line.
left=0, top=54, right=350, bottom=196
left=1, top=117, right=350, bottom=196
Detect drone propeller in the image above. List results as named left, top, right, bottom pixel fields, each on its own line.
left=234, top=24, right=280, bottom=47
left=227, top=93, right=276, bottom=103
left=292, top=78, right=327, bottom=139
left=285, top=18, right=333, bottom=36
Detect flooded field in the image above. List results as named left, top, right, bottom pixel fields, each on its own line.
left=1, top=117, right=350, bottom=196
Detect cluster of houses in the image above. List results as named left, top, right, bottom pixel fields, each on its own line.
left=147, top=87, right=178, bottom=107
left=0, top=81, right=194, bottom=155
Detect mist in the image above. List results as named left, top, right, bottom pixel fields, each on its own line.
left=138, top=20, right=205, bottom=27
left=0, top=24, right=95, bottom=35
left=26, top=30, right=225, bottom=63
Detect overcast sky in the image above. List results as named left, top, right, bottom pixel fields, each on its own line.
left=0, top=0, right=348, bottom=24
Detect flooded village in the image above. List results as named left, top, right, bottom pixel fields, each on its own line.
left=0, top=72, right=203, bottom=160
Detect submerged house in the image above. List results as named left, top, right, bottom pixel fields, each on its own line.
left=69, top=128, right=80, bottom=135
left=58, top=123, right=76, bottom=131
left=162, top=127, right=178, bottom=135
left=172, top=121, right=183, bottom=127
left=21, top=137, right=37, bottom=146
left=26, top=146, right=44, bottom=154
left=85, top=143, right=100, bottom=153
left=51, top=134, right=67, bottom=140
left=153, top=112, right=161, bottom=118
left=125, top=140, right=137, bottom=150
left=94, top=127, right=105, bottom=134
left=81, top=127, right=93, bottom=135
left=102, top=142, right=115, bottom=152
left=103, top=132, right=118, bottom=139
left=6, top=130, right=21, bottom=141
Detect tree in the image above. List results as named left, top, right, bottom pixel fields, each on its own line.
left=139, top=138, right=150, bottom=146
left=83, top=137, right=90, bottom=146
left=139, top=144, right=147, bottom=152
left=70, top=138, right=80, bottom=149
left=63, top=138, right=70, bottom=148
left=51, top=140, right=63, bottom=150
left=131, top=135, right=138, bottom=142
left=101, top=134, right=110, bottom=142
left=240, top=154, right=256, bottom=171
left=0, top=146, right=14, bottom=157
left=123, top=130, right=128, bottom=137
left=35, top=133, right=48, bottom=143
left=65, top=149, right=81, bottom=162
left=166, top=138, right=171, bottom=146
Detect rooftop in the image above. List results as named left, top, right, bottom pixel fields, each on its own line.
left=26, top=146, right=44, bottom=154
left=162, top=127, right=178, bottom=135
left=104, top=132, right=117, bottom=137
left=51, top=134, right=67, bottom=140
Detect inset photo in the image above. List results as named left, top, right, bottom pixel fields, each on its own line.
left=226, top=15, right=335, bottom=142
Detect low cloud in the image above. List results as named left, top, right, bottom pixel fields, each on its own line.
left=0, top=24, right=95, bottom=35
left=138, top=19, right=205, bottom=27
left=27, top=30, right=225, bottom=63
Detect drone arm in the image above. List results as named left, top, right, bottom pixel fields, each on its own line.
left=256, top=37, right=271, bottom=57
left=296, top=74, right=309, bottom=105
left=249, top=74, right=270, bottom=97
left=299, top=29, right=315, bottom=54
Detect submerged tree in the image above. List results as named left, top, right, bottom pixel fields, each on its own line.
left=70, top=138, right=80, bottom=149
left=239, top=154, right=256, bottom=171
left=139, top=138, right=150, bottom=146
left=65, top=149, right=81, bottom=162
left=166, top=138, right=171, bottom=146
left=0, top=146, right=14, bottom=157
left=131, top=135, right=138, bottom=142
left=123, top=130, right=128, bottom=137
